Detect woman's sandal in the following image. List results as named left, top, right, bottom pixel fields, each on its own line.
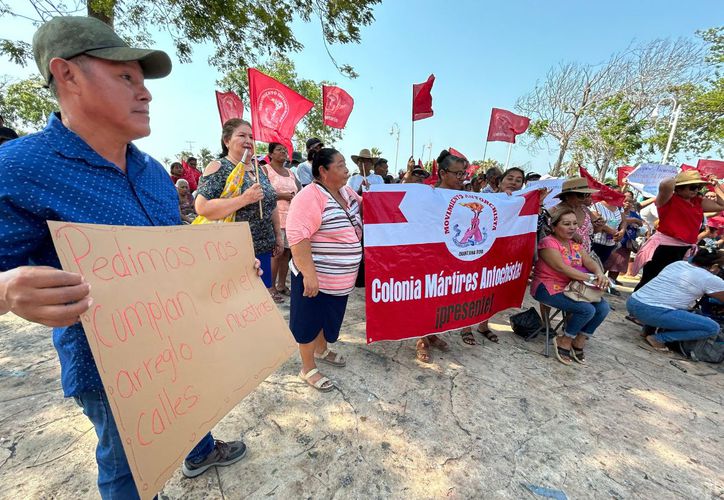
left=298, top=368, right=335, bottom=392
left=645, top=335, right=670, bottom=352
left=477, top=327, right=499, bottom=343
left=428, top=335, right=450, bottom=352
left=276, top=286, right=291, bottom=295
left=314, top=348, right=346, bottom=367
left=461, top=331, right=478, bottom=346
left=571, top=347, right=586, bottom=364
left=552, top=337, right=573, bottom=366
left=270, top=289, right=285, bottom=304
left=416, top=339, right=432, bottom=363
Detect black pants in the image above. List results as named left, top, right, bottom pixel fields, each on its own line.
left=592, top=242, right=616, bottom=268
left=634, top=244, right=689, bottom=291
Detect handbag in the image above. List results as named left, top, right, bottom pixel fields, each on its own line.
left=626, top=238, right=640, bottom=252
left=509, top=307, right=543, bottom=340
left=563, top=280, right=604, bottom=303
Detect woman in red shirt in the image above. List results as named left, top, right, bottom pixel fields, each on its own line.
left=635, top=170, right=724, bottom=290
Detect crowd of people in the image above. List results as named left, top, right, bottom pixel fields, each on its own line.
left=1, top=15, right=722, bottom=500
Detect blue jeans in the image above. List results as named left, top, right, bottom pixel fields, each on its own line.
left=626, top=296, right=720, bottom=342
left=533, top=283, right=610, bottom=338
left=74, top=391, right=215, bottom=499
left=257, top=251, right=272, bottom=288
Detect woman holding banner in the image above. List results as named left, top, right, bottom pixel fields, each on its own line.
left=195, top=118, right=284, bottom=301
left=286, top=148, right=362, bottom=391
left=531, top=209, right=610, bottom=365
left=633, top=171, right=724, bottom=291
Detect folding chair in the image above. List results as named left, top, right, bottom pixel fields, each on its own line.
left=539, top=303, right=565, bottom=357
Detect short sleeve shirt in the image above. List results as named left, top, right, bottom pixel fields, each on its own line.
left=196, top=158, right=278, bottom=254
left=0, top=113, right=180, bottom=397
left=633, top=260, right=724, bottom=309
left=531, top=236, right=585, bottom=295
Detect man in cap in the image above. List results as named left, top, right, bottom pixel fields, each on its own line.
left=348, top=148, right=384, bottom=193
left=295, top=137, right=323, bottom=187
left=481, top=166, right=503, bottom=193
left=0, top=16, right=248, bottom=499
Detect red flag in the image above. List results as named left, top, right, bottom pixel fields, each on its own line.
left=579, top=167, right=625, bottom=207
left=322, top=85, right=354, bottom=129
left=680, top=163, right=697, bottom=171
left=423, top=159, right=438, bottom=185
left=247, top=68, right=314, bottom=155
left=412, top=74, right=435, bottom=121
left=449, top=147, right=467, bottom=161
left=616, top=165, right=634, bottom=186
left=417, top=159, right=424, bottom=168
left=465, top=162, right=481, bottom=179
left=697, top=159, right=724, bottom=179
left=486, top=108, right=530, bottom=143
left=215, top=90, right=244, bottom=126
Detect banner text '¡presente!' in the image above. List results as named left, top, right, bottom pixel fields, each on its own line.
left=370, top=260, right=524, bottom=304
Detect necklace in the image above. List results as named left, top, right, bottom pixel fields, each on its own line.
left=226, top=154, right=241, bottom=165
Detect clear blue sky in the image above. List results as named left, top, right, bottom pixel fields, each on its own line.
left=0, top=0, right=720, bottom=174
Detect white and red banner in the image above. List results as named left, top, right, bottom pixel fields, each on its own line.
left=363, top=184, right=539, bottom=343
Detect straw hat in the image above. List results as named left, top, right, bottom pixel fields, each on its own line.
left=351, top=149, right=379, bottom=164
left=554, top=176, right=599, bottom=199
left=674, top=170, right=707, bottom=186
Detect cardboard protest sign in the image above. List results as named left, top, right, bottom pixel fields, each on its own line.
left=626, top=163, right=678, bottom=198
left=48, top=222, right=296, bottom=499
left=363, top=185, right=539, bottom=342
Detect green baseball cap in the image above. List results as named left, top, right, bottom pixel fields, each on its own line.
left=33, top=16, right=172, bottom=85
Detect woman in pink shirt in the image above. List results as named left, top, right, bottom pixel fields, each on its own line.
left=266, top=142, right=299, bottom=301
left=286, top=148, right=362, bottom=392
left=531, top=209, right=610, bottom=366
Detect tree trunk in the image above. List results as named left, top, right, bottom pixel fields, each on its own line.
left=598, top=156, right=612, bottom=182
left=87, top=0, right=115, bottom=26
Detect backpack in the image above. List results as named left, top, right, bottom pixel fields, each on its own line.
left=675, top=332, right=724, bottom=364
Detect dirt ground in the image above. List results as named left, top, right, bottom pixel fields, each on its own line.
left=1, top=275, right=722, bottom=499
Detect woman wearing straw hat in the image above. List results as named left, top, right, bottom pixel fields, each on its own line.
left=549, top=177, right=600, bottom=254
left=632, top=170, right=724, bottom=291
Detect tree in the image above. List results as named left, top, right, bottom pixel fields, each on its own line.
left=0, top=76, right=57, bottom=132
left=218, top=54, right=344, bottom=149
left=469, top=159, right=503, bottom=177
left=517, top=37, right=705, bottom=177
left=1, top=0, right=380, bottom=78
left=197, top=147, right=215, bottom=168
left=370, top=147, right=382, bottom=158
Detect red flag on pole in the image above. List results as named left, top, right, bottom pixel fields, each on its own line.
left=412, top=74, right=435, bottom=121
left=215, top=90, right=244, bottom=126
left=247, top=68, right=314, bottom=155
left=579, top=167, right=625, bottom=207
left=322, top=85, right=354, bottom=129
left=424, top=159, right=438, bottom=185
left=486, top=108, right=530, bottom=143
left=449, top=147, right=467, bottom=161
left=616, top=165, right=634, bottom=186
left=680, top=163, right=697, bottom=171
left=697, top=158, right=724, bottom=179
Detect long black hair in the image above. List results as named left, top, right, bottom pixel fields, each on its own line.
left=312, top=148, right=341, bottom=179
left=691, top=248, right=723, bottom=268
left=437, top=149, right=464, bottom=172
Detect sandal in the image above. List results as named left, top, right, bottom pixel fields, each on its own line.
left=314, top=348, right=346, bottom=367
left=552, top=337, right=573, bottom=366
left=270, top=290, right=285, bottom=303
left=477, top=327, right=499, bottom=343
left=276, top=286, right=291, bottom=295
left=416, top=339, right=431, bottom=363
left=299, top=368, right=335, bottom=392
left=625, top=315, right=643, bottom=327
left=645, top=335, right=669, bottom=352
left=428, top=335, right=450, bottom=352
left=460, top=331, right=478, bottom=346
left=571, top=347, right=586, bottom=364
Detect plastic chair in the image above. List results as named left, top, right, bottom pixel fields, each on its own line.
left=539, top=303, right=565, bottom=357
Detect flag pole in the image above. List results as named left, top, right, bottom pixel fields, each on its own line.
left=251, top=140, right=263, bottom=217
left=411, top=119, right=415, bottom=158
left=504, top=142, right=513, bottom=169
left=482, top=140, right=489, bottom=163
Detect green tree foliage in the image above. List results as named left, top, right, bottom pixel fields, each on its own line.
left=197, top=147, right=215, bottom=168
left=218, top=54, right=344, bottom=149
left=0, top=76, right=57, bottom=132
left=1, top=0, right=380, bottom=77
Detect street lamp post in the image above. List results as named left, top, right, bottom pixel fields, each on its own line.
left=390, top=123, right=400, bottom=172
left=652, top=97, right=681, bottom=165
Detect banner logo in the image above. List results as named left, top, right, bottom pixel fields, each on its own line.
left=443, top=194, right=498, bottom=261
left=258, top=89, right=289, bottom=129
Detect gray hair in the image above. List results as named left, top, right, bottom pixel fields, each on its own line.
left=175, top=179, right=189, bottom=188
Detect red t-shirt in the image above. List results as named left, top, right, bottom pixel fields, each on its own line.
left=657, top=194, right=703, bottom=244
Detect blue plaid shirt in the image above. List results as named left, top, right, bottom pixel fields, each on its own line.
left=0, top=113, right=180, bottom=397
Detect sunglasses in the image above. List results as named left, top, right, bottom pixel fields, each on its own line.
left=682, top=184, right=702, bottom=191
